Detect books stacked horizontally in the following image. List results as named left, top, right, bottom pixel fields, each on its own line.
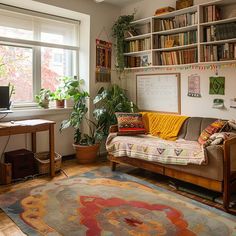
left=159, top=30, right=197, bottom=48
left=205, top=22, right=236, bottom=42
left=203, top=5, right=221, bottom=22
left=155, top=12, right=198, bottom=31
left=125, top=38, right=151, bottom=52
left=203, top=43, right=236, bottom=62
left=160, top=48, right=197, bottom=65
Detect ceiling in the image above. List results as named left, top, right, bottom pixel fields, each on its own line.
left=95, top=0, right=143, bottom=7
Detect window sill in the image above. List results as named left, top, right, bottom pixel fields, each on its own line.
left=2, top=107, right=72, bottom=120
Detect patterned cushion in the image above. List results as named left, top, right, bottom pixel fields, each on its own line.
left=198, top=120, right=226, bottom=145
left=116, top=113, right=146, bottom=135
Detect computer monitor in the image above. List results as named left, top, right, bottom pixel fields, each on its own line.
left=0, top=86, right=10, bottom=110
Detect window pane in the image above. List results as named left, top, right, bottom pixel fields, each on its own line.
left=0, top=45, right=33, bottom=102
left=41, top=47, right=76, bottom=92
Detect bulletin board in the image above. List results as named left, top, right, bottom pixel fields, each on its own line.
left=136, top=73, right=181, bottom=114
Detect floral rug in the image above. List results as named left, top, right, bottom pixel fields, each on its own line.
left=0, top=167, right=236, bottom=235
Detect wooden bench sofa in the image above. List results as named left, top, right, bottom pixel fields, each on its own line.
left=107, top=117, right=236, bottom=211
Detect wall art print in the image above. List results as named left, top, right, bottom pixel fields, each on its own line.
left=96, top=39, right=112, bottom=83
left=209, top=76, right=225, bottom=95
left=188, top=74, right=201, bottom=97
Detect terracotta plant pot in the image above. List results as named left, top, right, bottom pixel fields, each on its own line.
left=56, top=99, right=65, bottom=108
left=73, top=143, right=100, bottom=164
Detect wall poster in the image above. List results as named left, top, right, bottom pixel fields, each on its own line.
left=188, top=74, right=201, bottom=97
left=96, top=39, right=112, bottom=83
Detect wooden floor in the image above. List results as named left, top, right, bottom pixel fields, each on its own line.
left=0, top=159, right=235, bottom=235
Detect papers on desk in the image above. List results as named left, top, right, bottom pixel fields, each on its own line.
left=0, top=119, right=53, bottom=128
left=14, top=119, right=51, bottom=126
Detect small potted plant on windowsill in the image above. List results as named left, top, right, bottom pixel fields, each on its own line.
left=50, top=88, right=68, bottom=108
left=35, top=88, right=51, bottom=109
left=60, top=79, right=103, bottom=164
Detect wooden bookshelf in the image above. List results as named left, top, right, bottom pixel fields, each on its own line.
left=123, top=0, right=236, bottom=69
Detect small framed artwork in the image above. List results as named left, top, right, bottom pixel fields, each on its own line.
left=209, top=77, right=225, bottom=95
left=141, top=55, right=151, bottom=67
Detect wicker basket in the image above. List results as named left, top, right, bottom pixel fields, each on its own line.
left=34, top=152, right=62, bottom=174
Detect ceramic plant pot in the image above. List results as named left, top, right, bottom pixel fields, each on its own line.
left=56, top=99, right=65, bottom=108
left=73, top=143, right=100, bottom=164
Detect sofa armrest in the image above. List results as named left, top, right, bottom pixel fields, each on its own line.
left=224, top=137, right=236, bottom=173
left=109, top=125, right=118, bottom=133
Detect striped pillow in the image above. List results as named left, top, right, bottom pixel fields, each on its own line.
left=198, top=120, right=226, bottom=145
left=116, top=113, right=146, bottom=135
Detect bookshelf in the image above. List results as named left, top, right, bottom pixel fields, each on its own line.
left=123, top=0, right=236, bottom=69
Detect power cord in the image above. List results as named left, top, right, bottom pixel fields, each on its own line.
left=0, top=136, right=11, bottom=163
left=0, top=113, right=8, bottom=121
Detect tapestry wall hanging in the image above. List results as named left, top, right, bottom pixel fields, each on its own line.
left=96, top=39, right=112, bottom=83
left=188, top=74, right=201, bottom=97
left=209, top=77, right=225, bottom=95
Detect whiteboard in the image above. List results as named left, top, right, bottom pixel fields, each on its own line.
left=136, top=73, right=181, bottom=114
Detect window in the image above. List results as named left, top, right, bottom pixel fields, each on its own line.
left=0, top=5, right=79, bottom=104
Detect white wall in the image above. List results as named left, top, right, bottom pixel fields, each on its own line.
left=121, top=0, right=236, bottom=120
left=0, top=0, right=120, bottom=156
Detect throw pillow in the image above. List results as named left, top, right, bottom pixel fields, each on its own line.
left=116, top=113, right=146, bottom=135
left=198, top=120, right=226, bottom=145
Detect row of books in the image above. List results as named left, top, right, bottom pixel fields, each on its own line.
left=203, top=43, right=236, bottom=62
left=125, top=55, right=150, bottom=68
left=203, top=5, right=221, bottom=23
left=159, top=48, right=198, bottom=65
left=205, top=22, right=236, bottom=42
left=159, top=30, right=197, bottom=48
left=124, top=38, right=151, bottom=53
left=154, top=12, right=198, bottom=32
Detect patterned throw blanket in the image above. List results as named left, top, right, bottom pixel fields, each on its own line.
left=106, top=133, right=206, bottom=166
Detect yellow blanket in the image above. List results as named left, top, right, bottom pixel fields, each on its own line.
left=141, top=112, right=189, bottom=141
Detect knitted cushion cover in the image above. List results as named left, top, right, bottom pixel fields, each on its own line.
left=116, top=113, right=146, bottom=135
left=198, top=120, right=226, bottom=145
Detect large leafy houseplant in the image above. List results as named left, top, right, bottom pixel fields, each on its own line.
left=60, top=78, right=103, bottom=163
left=60, top=78, right=102, bottom=145
left=112, top=14, right=134, bottom=70
left=93, top=84, right=138, bottom=138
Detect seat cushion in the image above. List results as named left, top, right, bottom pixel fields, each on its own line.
left=162, top=145, right=224, bottom=181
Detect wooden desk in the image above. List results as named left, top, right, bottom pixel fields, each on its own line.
left=0, top=119, right=56, bottom=178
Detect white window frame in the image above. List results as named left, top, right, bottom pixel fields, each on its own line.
left=0, top=4, right=80, bottom=108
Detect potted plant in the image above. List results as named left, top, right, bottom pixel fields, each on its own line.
left=60, top=79, right=103, bottom=164
left=93, top=84, right=138, bottom=137
left=112, top=14, right=135, bottom=71
left=51, top=77, right=71, bottom=108
left=8, top=82, right=15, bottom=109
left=35, top=88, right=51, bottom=109
left=50, top=88, right=68, bottom=108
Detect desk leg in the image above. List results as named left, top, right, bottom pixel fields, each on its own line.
left=49, top=124, right=55, bottom=177
left=32, top=133, right=36, bottom=153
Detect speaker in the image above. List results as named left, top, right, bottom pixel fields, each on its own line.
left=0, top=86, right=10, bottom=109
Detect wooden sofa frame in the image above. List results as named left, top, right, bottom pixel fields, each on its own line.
left=108, top=125, right=236, bottom=212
